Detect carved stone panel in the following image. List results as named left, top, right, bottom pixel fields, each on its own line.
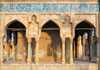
left=29, top=24, right=37, bottom=37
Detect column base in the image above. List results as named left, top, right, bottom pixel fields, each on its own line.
left=27, top=59, right=31, bottom=64
left=62, top=59, right=65, bottom=64
left=62, top=61, right=65, bottom=64
left=7, top=57, right=10, bottom=61
left=82, top=56, right=85, bottom=60
left=35, top=59, right=39, bottom=64
left=35, top=61, right=39, bottom=64
left=96, top=57, right=99, bottom=63
left=27, top=61, right=31, bottom=64
left=70, top=59, right=73, bottom=64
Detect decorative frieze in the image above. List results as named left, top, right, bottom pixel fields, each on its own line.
left=0, top=4, right=99, bottom=12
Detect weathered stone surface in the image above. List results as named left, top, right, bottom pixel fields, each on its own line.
left=81, top=65, right=89, bottom=70
left=45, top=65, right=51, bottom=70
left=68, top=65, right=75, bottom=70
left=0, top=0, right=100, bottom=69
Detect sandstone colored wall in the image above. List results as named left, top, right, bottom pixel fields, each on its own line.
left=1, top=64, right=98, bottom=70
left=1, top=14, right=97, bottom=38
left=39, top=30, right=62, bottom=62
left=65, top=38, right=70, bottom=61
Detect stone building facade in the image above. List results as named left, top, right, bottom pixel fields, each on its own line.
left=0, top=0, right=100, bottom=70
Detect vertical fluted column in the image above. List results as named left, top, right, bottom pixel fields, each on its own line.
left=70, top=37, right=73, bottom=64
left=35, top=37, right=39, bottom=64
left=82, top=33, right=86, bottom=60
left=27, top=38, right=32, bottom=64
left=61, top=38, right=65, bottom=64
left=88, top=30, right=93, bottom=61
left=7, top=31, right=11, bottom=61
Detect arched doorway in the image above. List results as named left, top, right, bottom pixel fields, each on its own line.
left=74, top=20, right=95, bottom=61
left=39, top=20, right=62, bottom=62
left=5, top=20, right=27, bottom=62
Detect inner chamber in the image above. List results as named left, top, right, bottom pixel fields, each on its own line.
left=39, top=20, right=62, bottom=62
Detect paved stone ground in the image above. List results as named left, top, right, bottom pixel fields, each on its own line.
left=3, top=56, right=96, bottom=64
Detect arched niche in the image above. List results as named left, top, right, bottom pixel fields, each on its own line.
left=39, top=20, right=62, bottom=62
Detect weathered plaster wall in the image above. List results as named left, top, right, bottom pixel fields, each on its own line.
left=73, top=14, right=96, bottom=28
left=4, top=15, right=28, bottom=29
left=39, top=30, right=62, bottom=62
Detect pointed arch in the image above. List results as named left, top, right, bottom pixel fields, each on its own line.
left=42, top=20, right=60, bottom=29
left=5, top=19, right=26, bottom=29
left=75, top=20, right=95, bottom=28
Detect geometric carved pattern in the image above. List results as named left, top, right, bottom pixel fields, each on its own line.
left=0, top=4, right=99, bottom=12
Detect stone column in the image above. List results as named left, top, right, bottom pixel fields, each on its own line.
left=35, top=37, right=39, bottom=64
left=0, top=35, right=4, bottom=64
left=70, top=37, right=73, bottom=64
left=73, top=40, right=75, bottom=58
left=61, top=38, right=65, bottom=64
left=88, top=30, right=93, bottom=61
left=77, top=36, right=79, bottom=58
left=77, top=35, right=82, bottom=58
left=27, top=38, right=32, bottom=64
left=7, top=31, right=11, bottom=61
left=96, top=37, right=99, bottom=63
left=17, top=31, right=24, bottom=61
left=82, top=33, right=86, bottom=60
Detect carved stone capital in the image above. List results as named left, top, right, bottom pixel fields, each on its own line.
left=27, top=38, right=32, bottom=43
left=61, top=37, right=65, bottom=43
left=35, top=37, right=40, bottom=43
left=70, top=37, right=73, bottom=44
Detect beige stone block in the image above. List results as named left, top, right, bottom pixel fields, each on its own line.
left=45, top=65, right=51, bottom=70
left=32, top=65, right=37, bottom=70
left=51, top=66, right=59, bottom=70
left=68, top=65, right=75, bottom=70
left=10, top=65, right=16, bottom=70
left=81, top=65, right=89, bottom=70
left=18, top=66, right=23, bottom=70
left=38, top=66, right=44, bottom=70
left=23, top=66, right=30, bottom=70
left=76, top=65, right=81, bottom=70
left=60, top=65, right=66, bottom=70
left=1, top=66, right=9, bottom=70
left=89, top=65, right=98, bottom=70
